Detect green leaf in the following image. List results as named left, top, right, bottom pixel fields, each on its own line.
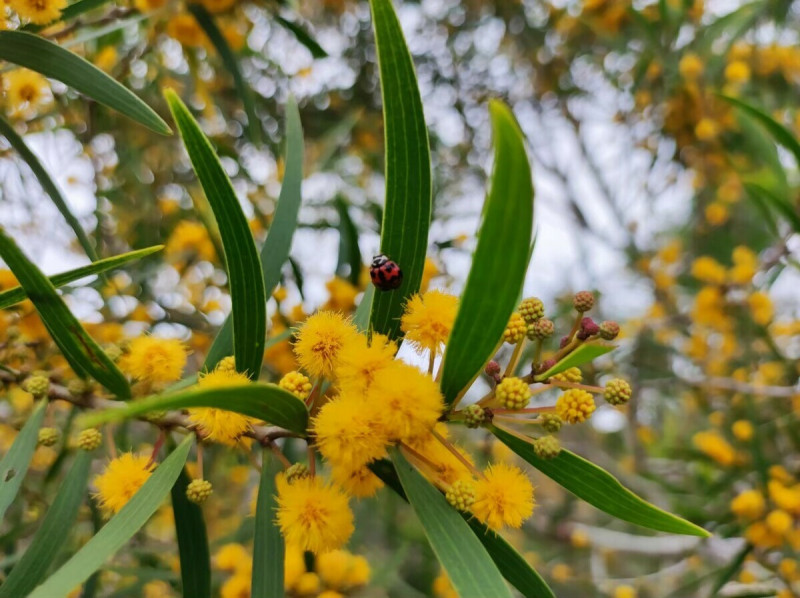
left=491, top=426, right=709, bottom=537
left=81, top=383, right=309, bottom=436
left=709, top=543, right=752, bottom=597
left=0, top=451, right=91, bottom=598
left=28, top=435, right=193, bottom=598
left=24, top=0, right=115, bottom=32
left=389, top=448, right=512, bottom=598
left=252, top=450, right=284, bottom=598
left=165, top=89, right=267, bottom=379
left=203, top=97, right=304, bottom=371
left=0, top=229, right=130, bottom=398
left=0, top=399, right=47, bottom=522
left=0, top=116, right=97, bottom=261
left=721, top=95, right=800, bottom=168
left=534, top=341, right=616, bottom=381
left=0, top=31, right=170, bottom=135
left=744, top=182, right=800, bottom=233
left=367, top=0, right=432, bottom=341
left=188, top=3, right=261, bottom=144
left=274, top=15, right=328, bottom=58
left=0, top=246, right=163, bottom=310
left=171, top=468, right=211, bottom=598
left=336, top=197, right=362, bottom=286
left=353, top=285, right=374, bottom=333
left=440, top=101, right=534, bottom=404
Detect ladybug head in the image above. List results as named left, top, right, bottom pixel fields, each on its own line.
left=371, top=254, right=390, bottom=268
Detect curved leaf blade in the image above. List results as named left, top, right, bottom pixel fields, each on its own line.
left=82, top=383, right=309, bottom=435
left=389, top=448, right=512, bottom=598
left=744, top=182, right=800, bottom=233
left=252, top=450, right=284, bottom=598
left=721, top=95, right=800, bottom=168
left=0, top=399, right=47, bottom=521
left=534, top=341, right=615, bottom=381
left=367, top=0, right=432, bottom=340
left=171, top=468, right=211, bottom=598
left=165, top=90, right=267, bottom=379
left=440, top=101, right=534, bottom=404
left=0, top=31, right=170, bottom=135
left=491, top=426, right=709, bottom=537
left=274, top=15, right=328, bottom=58
left=0, top=450, right=92, bottom=598
left=0, top=229, right=130, bottom=398
left=28, top=436, right=193, bottom=598
left=0, top=245, right=163, bottom=310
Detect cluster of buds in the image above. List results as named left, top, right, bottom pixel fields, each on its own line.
left=186, top=479, right=213, bottom=504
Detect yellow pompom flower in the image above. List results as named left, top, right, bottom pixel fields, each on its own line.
left=693, top=430, right=737, bottom=466
left=4, top=69, right=52, bottom=117
left=215, top=543, right=250, bottom=572
left=556, top=389, right=596, bottom=424
left=334, top=333, right=396, bottom=395
left=400, top=290, right=458, bottom=355
left=284, top=545, right=305, bottom=590
left=503, top=312, right=527, bottom=344
left=276, top=476, right=354, bottom=553
left=690, top=256, right=727, bottom=285
left=748, top=291, right=773, bottom=326
left=312, top=394, right=388, bottom=469
left=730, top=246, right=758, bottom=284
left=766, top=509, right=793, bottom=536
left=495, top=377, right=531, bottom=410
left=8, top=0, right=66, bottom=25
left=293, top=311, right=358, bottom=379
left=679, top=53, right=704, bottom=80
left=471, top=463, right=535, bottom=530
left=220, top=574, right=250, bottom=598
left=725, top=60, right=751, bottom=84
left=165, top=221, right=216, bottom=262
left=316, top=550, right=352, bottom=589
left=188, top=369, right=254, bottom=445
left=551, top=366, right=582, bottom=383
left=166, top=14, right=208, bottom=48
left=279, top=371, right=312, bottom=399
left=93, top=453, right=154, bottom=516
left=331, top=463, right=385, bottom=498
left=346, top=555, right=371, bottom=587
left=324, top=277, right=359, bottom=312
left=120, top=336, right=188, bottom=385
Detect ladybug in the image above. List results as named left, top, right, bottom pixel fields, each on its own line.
left=370, top=254, right=403, bottom=291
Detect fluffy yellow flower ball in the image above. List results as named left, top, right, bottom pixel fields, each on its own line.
left=188, top=368, right=254, bottom=445
left=93, top=453, right=153, bottom=516
left=400, top=290, right=458, bottom=355
left=120, top=336, right=188, bottom=385
left=312, top=394, right=388, bottom=469
left=294, top=311, right=358, bottom=379
left=4, top=69, right=52, bottom=117
left=9, top=0, right=66, bottom=24
left=334, top=333, right=396, bottom=395
left=471, top=463, right=535, bottom=530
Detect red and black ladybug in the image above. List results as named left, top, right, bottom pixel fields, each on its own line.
left=370, top=254, right=403, bottom=291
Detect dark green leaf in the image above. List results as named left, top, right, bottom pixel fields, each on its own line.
left=171, top=468, right=211, bottom=598
left=252, top=450, right=284, bottom=598
left=336, top=197, right=362, bottom=285
left=744, top=182, right=800, bottom=233
left=440, top=101, right=534, bottom=404
left=709, top=543, right=753, bottom=597
left=0, top=229, right=130, bottom=398
left=0, top=451, right=91, bottom=597
left=0, top=399, right=47, bottom=521
left=28, top=435, right=193, bottom=598
left=534, top=341, right=616, bottom=381
left=389, top=448, right=512, bottom=598
left=367, top=0, right=432, bottom=340
left=721, top=95, right=800, bottom=168
left=274, top=15, right=328, bottom=58
left=492, top=426, right=709, bottom=536
left=165, top=90, right=267, bottom=379
left=0, top=31, right=170, bottom=134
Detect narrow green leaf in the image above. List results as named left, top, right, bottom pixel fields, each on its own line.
left=0, top=229, right=130, bottom=398
left=440, top=101, right=534, bottom=404
left=82, top=383, right=309, bottom=435
left=491, top=426, right=709, bottom=537
left=0, top=116, right=97, bottom=261
left=709, top=543, right=753, bottom=597
left=28, top=435, right=193, bottom=598
left=188, top=3, right=261, bottom=144
left=203, top=97, right=304, bottom=371
left=353, top=285, right=374, bottom=333
left=335, top=197, right=362, bottom=285
left=534, top=341, right=616, bottom=381
left=721, top=95, right=800, bottom=168
left=0, top=451, right=92, bottom=598
left=0, top=400, right=47, bottom=521
left=165, top=90, right=267, bottom=379
left=389, top=448, right=512, bottom=598
left=367, top=0, right=432, bottom=341
left=252, top=450, right=284, bottom=598
left=0, top=246, right=163, bottom=310
left=274, top=15, right=328, bottom=58
left=0, top=31, right=170, bottom=135
left=744, top=182, right=800, bottom=233
left=171, top=468, right=211, bottom=598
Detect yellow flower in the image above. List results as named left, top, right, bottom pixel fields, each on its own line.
left=120, top=336, right=188, bottom=385
left=420, top=257, right=439, bottom=292
left=345, top=554, right=370, bottom=587
left=732, top=420, right=753, bottom=442
left=400, top=290, right=458, bottom=355
left=284, top=545, right=305, bottom=590
left=199, top=0, right=236, bottom=13
left=766, top=509, right=793, bottom=536
left=730, top=246, right=758, bottom=284
left=134, top=0, right=167, bottom=11
left=748, top=291, right=773, bottom=326
left=725, top=60, right=751, bottom=83
left=690, top=256, right=727, bottom=285
left=334, top=333, right=396, bottom=395
left=705, top=202, right=729, bottom=226
left=293, top=311, right=358, bottom=379
left=312, top=394, right=388, bottom=469
left=503, top=312, right=527, bottom=344
left=614, top=586, right=637, bottom=598
left=693, top=430, right=737, bottom=466
left=143, top=580, right=174, bottom=598
left=220, top=573, right=250, bottom=598
left=8, top=0, right=66, bottom=24
left=294, top=572, right=321, bottom=595
left=695, top=118, right=719, bottom=141
left=4, top=69, right=52, bottom=117
left=214, top=543, right=250, bottom=572
left=330, top=463, right=385, bottom=498
left=187, top=368, right=254, bottom=445
left=324, top=277, right=359, bottom=312
left=679, top=53, right=704, bottom=80
left=165, top=221, right=216, bottom=262
left=278, top=371, right=312, bottom=399
left=276, top=475, right=354, bottom=553
left=316, top=550, right=352, bottom=589
left=556, top=389, right=596, bottom=424
left=93, top=453, right=154, bottom=516
left=471, top=463, right=534, bottom=530
left=166, top=14, right=208, bottom=48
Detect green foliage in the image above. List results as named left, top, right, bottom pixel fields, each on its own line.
left=252, top=451, right=285, bottom=598
left=0, top=400, right=47, bottom=522
left=171, top=468, right=211, bottom=598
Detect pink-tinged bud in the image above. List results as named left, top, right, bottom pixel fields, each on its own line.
left=559, top=335, right=571, bottom=349
left=538, top=358, right=556, bottom=373
left=577, top=317, right=600, bottom=340
left=573, top=290, right=595, bottom=313
left=485, top=361, right=501, bottom=377
left=599, top=320, right=620, bottom=340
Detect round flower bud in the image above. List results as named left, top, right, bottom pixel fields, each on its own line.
left=540, top=413, right=563, bottom=434
left=279, top=371, right=313, bottom=399
left=599, top=320, right=620, bottom=340
left=527, top=318, right=554, bottom=340
left=77, top=428, right=103, bottom=451
left=536, top=359, right=556, bottom=375
left=67, top=378, right=88, bottom=396
left=576, top=317, right=600, bottom=341
left=463, top=404, right=487, bottom=428
left=552, top=367, right=582, bottom=383
left=445, top=479, right=476, bottom=511
left=285, top=462, right=310, bottom=484
left=485, top=361, right=501, bottom=378
left=533, top=436, right=561, bottom=459
left=38, top=427, right=60, bottom=447
left=23, top=375, right=49, bottom=397
left=556, top=389, right=596, bottom=424
left=573, top=291, right=595, bottom=313
left=216, top=356, right=237, bottom=374
left=503, top=313, right=527, bottom=344
left=518, top=297, right=545, bottom=324
left=604, top=379, right=632, bottom=406
left=186, top=479, right=213, bottom=504
left=559, top=335, right=571, bottom=349
left=496, top=377, right=532, bottom=410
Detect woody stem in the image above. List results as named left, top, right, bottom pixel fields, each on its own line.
left=430, top=426, right=485, bottom=479
left=504, top=339, right=526, bottom=378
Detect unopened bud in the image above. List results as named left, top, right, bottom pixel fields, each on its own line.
left=573, top=291, right=595, bottom=313
left=186, top=479, right=213, bottom=504
left=599, top=321, right=620, bottom=340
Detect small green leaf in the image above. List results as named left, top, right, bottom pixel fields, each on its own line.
left=0, top=246, right=163, bottom=310
left=336, top=197, right=362, bottom=286
left=0, top=450, right=92, bottom=598
left=165, top=89, right=267, bottom=379
left=440, top=100, right=534, bottom=404
left=0, top=229, right=130, bottom=398
left=274, top=15, right=328, bottom=58
left=171, top=468, right=211, bottom=598
left=28, top=435, right=193, bottom=598
left=0, top=31, right=170, bottom=134
left=353, top=285, right=374, bottom=333
left=252, top=450, right=284, bottom=598
left=0, top=399, right=47, bottom=521
left=721, top=95, right=800, bottom=168
left=0, top=116, right=97, bottom=261
left=491, top=426, right=709, bottom=537
left=534, top=341, right=616, bottom=381
left=82, top=383, right=309, bottom=436
left=367, top=0, right=432, bottom=341
left=744, top=182, right=800, bottom=233
left=389, top=448, right=512, bottom=598
left=203, top=97, right=304, bottom=371
left=708, top=543, right=753, bottom=597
